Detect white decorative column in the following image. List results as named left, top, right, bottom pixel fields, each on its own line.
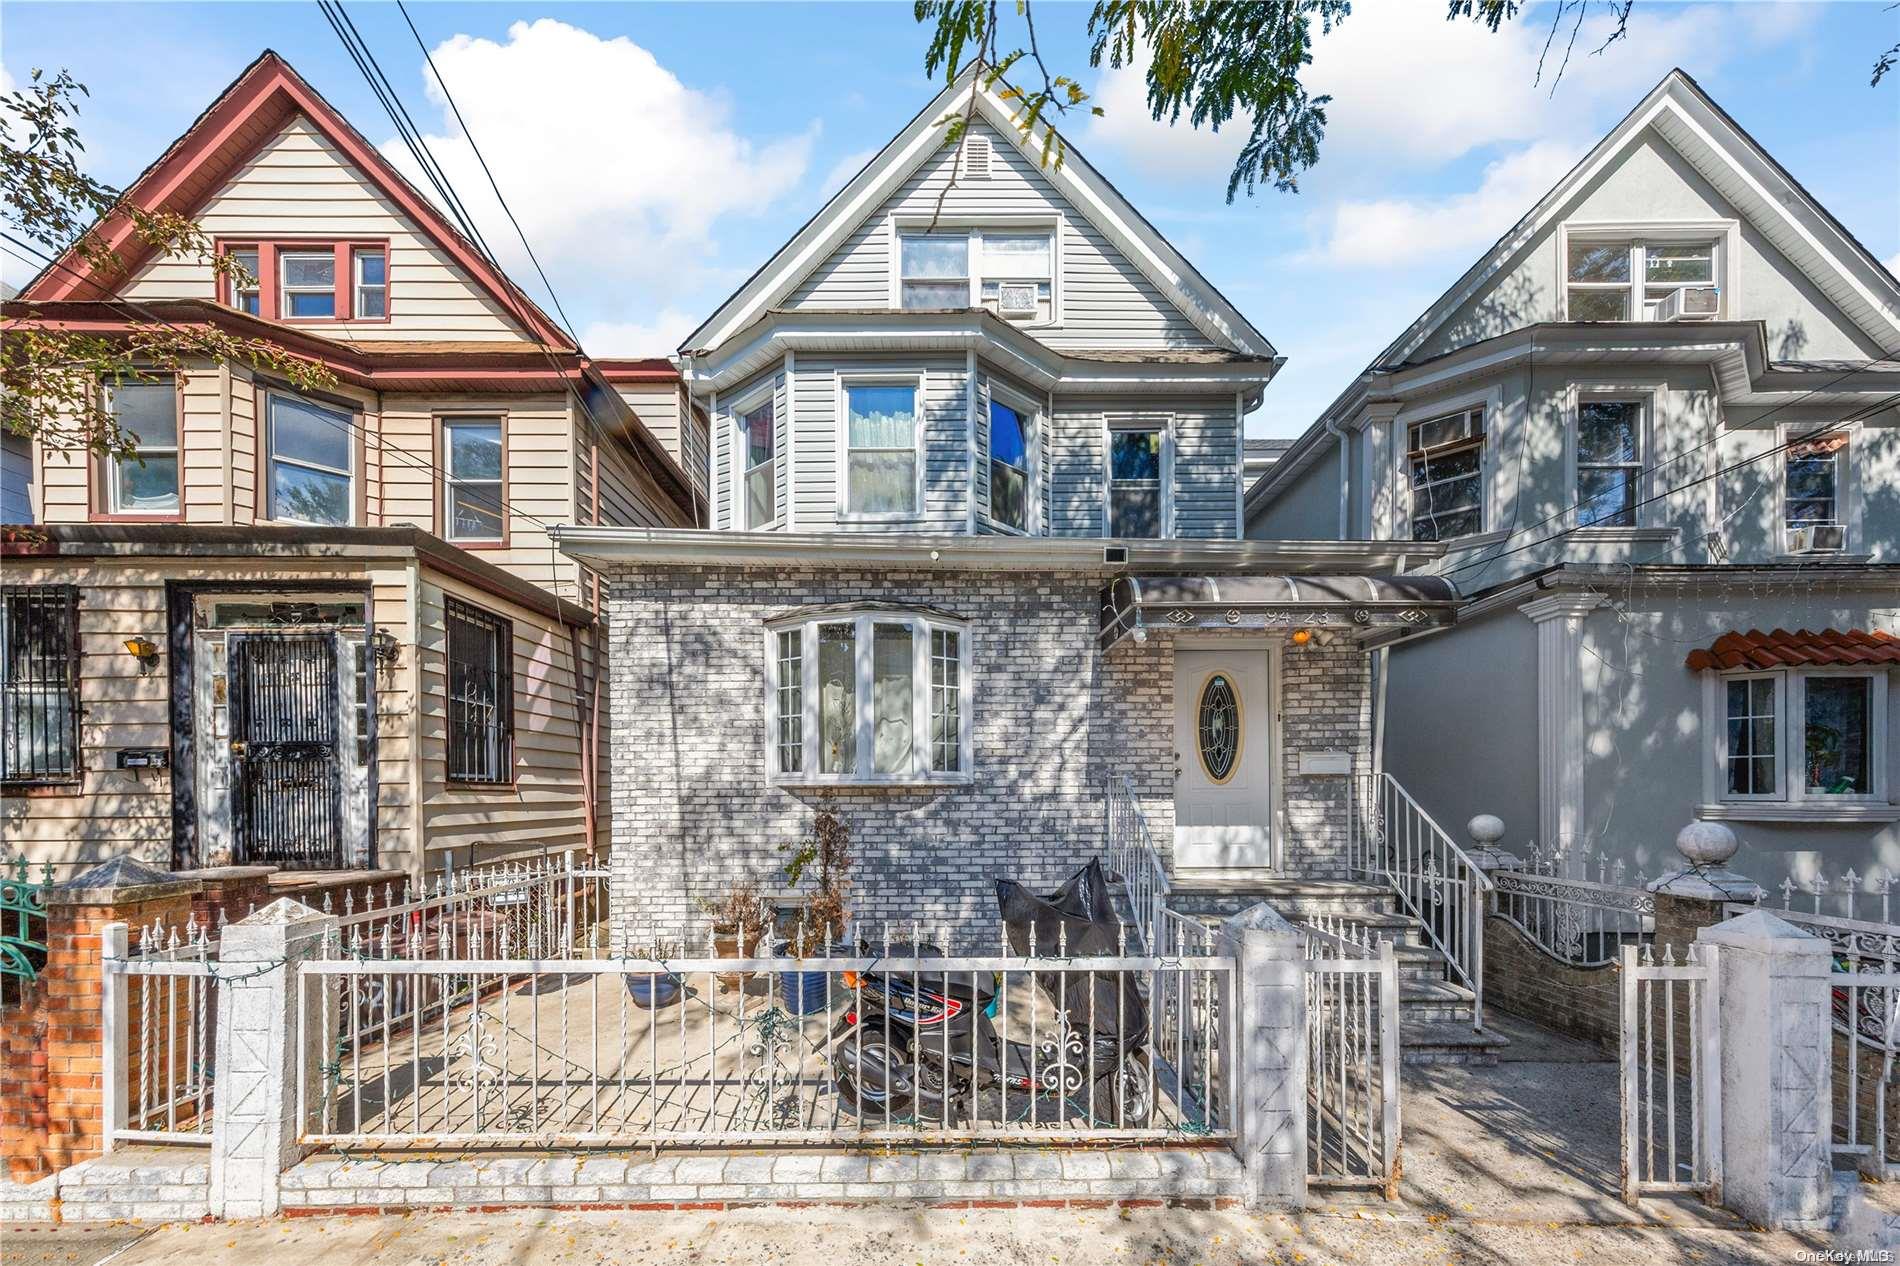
left=210, top=897, right=334, bottom=1219
left=1361, top=401, right=1401, bottom=541
left=1695, top=910, right=1835, bottom=1230
left=1218, top=903, right=1307, bottom=1209
left=1520, top=593, right=1605, bottom=857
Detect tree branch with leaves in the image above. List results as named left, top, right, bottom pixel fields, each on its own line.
left=1, top=68, right=335, bottom=460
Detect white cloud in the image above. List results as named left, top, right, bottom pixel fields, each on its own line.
left=579, top=308, right=700, bottom=357
left=1307, top=138, right=1583, bottom=267
left=1082, top=1, right=1818, bottom=180
left=820, top=147, right=878, bottom=198
left=387, top=19, right=815, bottom=303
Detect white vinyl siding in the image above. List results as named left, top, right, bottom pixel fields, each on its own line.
left=784, top=119, right=1213, bottom=351
left=1050, top=394, right=1240, bottom=538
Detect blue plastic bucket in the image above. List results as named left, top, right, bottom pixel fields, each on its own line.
left=624, top=970, right=682, bottom=1010
left=777, top=945, right=839, bottom=1015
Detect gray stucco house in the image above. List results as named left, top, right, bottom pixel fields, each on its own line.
left=1245, top=69, right=1900, bottom=889
left=556, top=69, right=1461, bottom=941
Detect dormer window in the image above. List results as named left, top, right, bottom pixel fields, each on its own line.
left=1565, top=238, right=1719, bottom=322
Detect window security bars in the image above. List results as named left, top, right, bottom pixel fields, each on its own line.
left=1619, top=943, right=1721, bottom=1205
left=446, top=599, right=513, bottom=784
left=299, top=919, right=1232, bottom=1150
left=1, top=585, right=80, bottom=785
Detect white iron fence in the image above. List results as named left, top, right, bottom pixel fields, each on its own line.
left=1827, top=961, right=1899, bottom=1178
left=298, top=921, right=1234, bottom=1149
left=1492, top=868, right=1654, bottom=968
left=1619, top=943, right=1721, bottom=1205
left=1347, top=771, right=1491, bottom=1030
left=102, top=919, right=218, bottom=1146
left=1303, top=925, right=1400, bottom=1196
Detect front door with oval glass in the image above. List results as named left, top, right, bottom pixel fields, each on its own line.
left=1172, top=649, right=1273, bottom=868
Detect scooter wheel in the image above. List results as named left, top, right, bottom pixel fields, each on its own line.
left=1091, top=1050, right=1154, bottom=1128
left=834, top=1072, right=913, bottom=1120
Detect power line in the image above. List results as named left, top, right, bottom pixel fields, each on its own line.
left=1444, top=389, right=1900, bottom=581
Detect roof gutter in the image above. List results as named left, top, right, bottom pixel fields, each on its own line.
left=551, top=526, right=1444, bottom=576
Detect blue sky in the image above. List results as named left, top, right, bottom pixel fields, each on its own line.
left=4, top=1, right=1897, bottom=436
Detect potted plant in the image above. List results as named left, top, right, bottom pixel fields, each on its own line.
left=621, top=934, right=683, bottom=1010
left=778, top=795, right=853, bottom=1015
left=702, top=882, right=774, bottom=992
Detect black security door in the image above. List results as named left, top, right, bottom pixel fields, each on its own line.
left=229, top=633, right=342, bottom=868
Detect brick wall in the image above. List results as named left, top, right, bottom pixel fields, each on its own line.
left=601, top=565, right=1374, bottom=944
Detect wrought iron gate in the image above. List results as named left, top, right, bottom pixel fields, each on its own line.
left=230, top=633, right=342, bottom=868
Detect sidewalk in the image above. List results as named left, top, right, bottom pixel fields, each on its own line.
left=0, top=1203, right=1832, bottom=1266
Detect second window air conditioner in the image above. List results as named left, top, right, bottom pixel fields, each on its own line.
left=1786, top=523, right=1846, bottom=554
left=996, top=283, right=1039, bottom=318
left=1655, top=286, right=1720, bottom=322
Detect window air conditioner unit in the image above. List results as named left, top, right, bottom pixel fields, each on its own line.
left=1655, top=286, right=1720, bottom=322
left=996, top=282, right=1039, bottom=318
left=1786, top=523, right=1846, bottom=554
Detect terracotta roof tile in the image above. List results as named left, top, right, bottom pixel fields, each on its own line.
left=1684, top=628, right=1900, bottom=672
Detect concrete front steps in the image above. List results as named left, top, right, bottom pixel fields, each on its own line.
left=1165, top=874, right=1508, bottom=1066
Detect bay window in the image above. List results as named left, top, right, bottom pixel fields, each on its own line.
left=1107, top=418, right=1167, bottom=538
left=442, top=416, right=504, bottom=542
left=265, top=390, right=354, bottom=526
left=1406, top=406, right=1484, bottom=542
left=987, top=395, right=1032, bottom=532
left=1575, top=399, right=1643, bottom=528
left=103, top=379, right=181, bottom=516
left=767, top=610, right=972, bottom=784
left=842, top=381, right=919, bottom=516
left=1709, top=668, right=1889, bottom=811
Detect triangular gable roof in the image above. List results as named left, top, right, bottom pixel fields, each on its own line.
left=683, top=65, right=1274, bottom=358
left=19, top=50, right=573, bottom=349
left=1372, top=68, right=1900, bottom=374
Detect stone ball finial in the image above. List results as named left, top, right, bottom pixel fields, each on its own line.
left=1675, top=819, right=1739, bottom=868
left=1467, top=814, right=1505, bottom=847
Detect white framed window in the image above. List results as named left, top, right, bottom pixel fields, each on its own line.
left=1705, top=668, right=1890, bottom=814
left=1405, top=406, right=1485, bottom=542
left=103, top=379, right=180, bottom=515
left=739, top=396, right=777, bottom=529
left=265, top=390, right=354, bottom=525
left=1575, top=398, right=1644, bottom=528
left=353, top=247, right=387, bottom=319
left=986, top=386, right=1037, bottom=533
left=898, top=233, right=970, bottom=309
left=1564, top=237, right=1721, bottom=322
left=764, top=610, right=972, bottom=785
left=839, top=377, right=920, bottom=518
left=1782, top=427, right=1851, bottom=553
left=442, top=416, right=504, bottom=542
left=894, top=224, right=1057, bottom=322
left=228, top=246, right=261, bottom=315
left=280, top=250, right=337, bottom=318
left=1105, top=415, right=1169, bottom=538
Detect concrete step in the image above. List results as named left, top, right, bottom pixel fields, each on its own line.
left=1399, top=1018, right=1511, bottom=1066
left=1165, top=876, right=1397, bottom=919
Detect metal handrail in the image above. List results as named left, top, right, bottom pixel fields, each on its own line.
left=1106, top=775, right=1171, bottom=953
left=1348, top=771, right=1489, bottom=1030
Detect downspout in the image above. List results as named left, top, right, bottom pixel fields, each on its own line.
left=584, top=417, right=604, bottom=862
left=1325, top=419, right=1350, bottom=539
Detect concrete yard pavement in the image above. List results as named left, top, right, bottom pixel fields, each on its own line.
left=0, top=1203, right=1837, bottom=1266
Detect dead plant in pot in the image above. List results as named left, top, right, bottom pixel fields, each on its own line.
left=701, top=881, right=773, bottom=992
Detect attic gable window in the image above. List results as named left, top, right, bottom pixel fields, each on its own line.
left=896, top=227, right=1055, bottom=321
left=1565, top=238, right=1719, bottom=322
left=220, top=240, right=390, bottom=321
left=900, top=234, right=969, bottom=308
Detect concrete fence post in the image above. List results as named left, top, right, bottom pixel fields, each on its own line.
left=1217, top=902, right=1308, bottom=1210
left=209, top=898, right=334, bottom=1219
left=1695, top=909, right=1834, bottom=1231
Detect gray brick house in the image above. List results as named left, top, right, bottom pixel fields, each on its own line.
left=556, top=68, right=1458, bottom=941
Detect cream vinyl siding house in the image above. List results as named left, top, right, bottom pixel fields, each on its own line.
left=3, top=51, right=697, bottom=882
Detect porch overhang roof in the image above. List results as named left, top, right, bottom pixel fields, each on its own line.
left=1099, top=573, right=1458, bottom=654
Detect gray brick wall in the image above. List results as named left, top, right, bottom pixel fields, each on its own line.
left=601, top=565, right=1372, bottom=942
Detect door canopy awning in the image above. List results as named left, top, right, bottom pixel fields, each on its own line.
left=1100, top=574, right=1457, bottom=654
